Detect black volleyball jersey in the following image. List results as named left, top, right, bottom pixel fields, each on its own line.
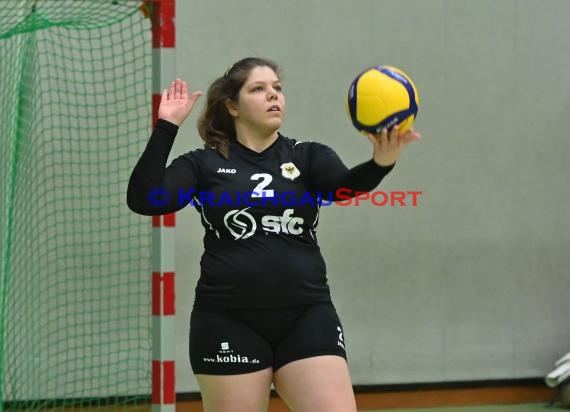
left=127, top=119, right=394, bottom=308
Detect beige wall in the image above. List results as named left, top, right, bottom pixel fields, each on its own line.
left=170, top=0, right=570, bottom=392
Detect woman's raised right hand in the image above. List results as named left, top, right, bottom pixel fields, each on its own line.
left=158, top=78, right=203, bottom=126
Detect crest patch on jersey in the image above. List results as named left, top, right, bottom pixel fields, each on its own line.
left=280, top=162, right=300, bottom=181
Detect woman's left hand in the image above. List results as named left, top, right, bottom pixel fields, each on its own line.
left=367, top=126, right=421, bottom=167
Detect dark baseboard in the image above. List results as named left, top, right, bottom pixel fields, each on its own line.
left=176, top=377, right=553, bottom=411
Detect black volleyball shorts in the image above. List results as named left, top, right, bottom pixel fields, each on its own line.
left=189, top=301, right=347, bottom=375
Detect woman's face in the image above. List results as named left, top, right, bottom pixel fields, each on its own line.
left=227, top=65, right=285, bottom=136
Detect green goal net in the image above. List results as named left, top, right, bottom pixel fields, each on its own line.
left=0, top=1, right=152, bottom=410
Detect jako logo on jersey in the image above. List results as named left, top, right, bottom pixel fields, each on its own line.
left=217, top=168, right=237, bottom=174
left=223, top=208, right=304, bottom=239
left=280, top=162, right=300, bottom=181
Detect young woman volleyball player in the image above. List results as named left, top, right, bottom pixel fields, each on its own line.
left=127, top=57, right=420, bottom=412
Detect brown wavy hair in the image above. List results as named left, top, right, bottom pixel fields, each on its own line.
left=197, top=57, right=280, bottom=159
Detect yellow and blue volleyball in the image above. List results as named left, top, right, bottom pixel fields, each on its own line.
left=347, top=65, right=419, bottom=134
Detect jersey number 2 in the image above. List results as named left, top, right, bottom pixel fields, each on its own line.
left=250, top=173, right=274, bottom=198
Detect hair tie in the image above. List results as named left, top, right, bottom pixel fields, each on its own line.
left=224, top=64, right=234, bottom=77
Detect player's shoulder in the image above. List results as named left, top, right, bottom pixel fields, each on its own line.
left=278, top=132, right=334, bottom=154
left=182, top=145, right=218, bottom=161
left=176, top=145, right=222, bottom=175
left=278, top=133, right=339, bottom=164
